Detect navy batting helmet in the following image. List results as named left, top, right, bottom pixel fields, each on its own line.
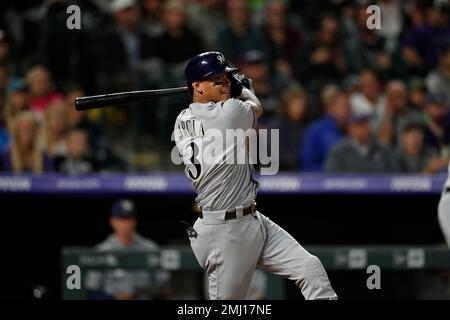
left=185, top=52, right=239, bottom=93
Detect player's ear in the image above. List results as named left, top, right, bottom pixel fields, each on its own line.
left=193, top=81, right=203, bottom=95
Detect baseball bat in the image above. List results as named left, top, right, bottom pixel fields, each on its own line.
left=75, top=86, right=188, bottom=111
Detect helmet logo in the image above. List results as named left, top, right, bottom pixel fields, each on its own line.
left=217, top=54, right=225, bottom=65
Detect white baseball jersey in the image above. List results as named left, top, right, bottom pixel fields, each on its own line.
left=176, top=97, right=338, bottom=300
left=446, top=163, right=450, bottom=188
left=174, top=98, right=258, bottom=211
left=438, top=162, right=450, bottom=249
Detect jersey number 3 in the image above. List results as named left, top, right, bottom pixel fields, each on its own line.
left=187, top=141, right=202, bottom=181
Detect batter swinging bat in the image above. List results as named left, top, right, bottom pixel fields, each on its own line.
left=74, top=86, right=188, bottom=111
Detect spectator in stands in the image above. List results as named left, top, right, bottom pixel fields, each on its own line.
left=343, top=3, right=392, bottom=75
left=297, top=13, right=346, bottom=93
left=0, top=126, right=7, bottom=154
left=404, top=0, right=427, bottom=28
left=378, top=80, right=422, bottom=147
left=408, top=77, right=428, bottom=111
left=187, top=0, right=224, bottom=51
left=65, top=86, right=104, bottom=148
left=375, top=0, right=403, bottom=54
left=3, top=78, right=30, bottom=128
left=267, top=86, right=309, bottom=171
left=0, top=63, right=9, bottom=116
left=25, top=65, right=63, bottom=121
left=32, top=0, right=85, bottom=87
left=289, top=1, right=342, bottom=31
left=155, top=0, right=203, bottom=68
left=402, top=2, right=450, bottom=76
left=0, top=77, right=29, bottom=157
left=262, top=0, right=302, bottom=82
left=216, top=0, right=264, bottom=64
left=302, top=90, right=351, bottom=171
left=0, top=29, right=17, bottom=76
left=350, top=69, right=386, bottom=133
left=3, top=78, right=29, bottom=131
left=325, top=112, right=396, bottom=173
left=422, top=93, right=450, bottom=152
left=64, top=85, right=125, bottom=171
left=140, top=0, right=164, bottom=38
left=393, top=121, right=448, bottom=173
left=97, top=0, right=155, bottom=93
left=85, top=199, right=172, bottom=300
left=239, top=50, right=280, bottom=117
left=426, top=46, right=450, bottom=105
left=1, top=111, right=52, bottom=173
left=39, top=102, right=69, bottom=158
left=53, top=128, right=99, bottom=174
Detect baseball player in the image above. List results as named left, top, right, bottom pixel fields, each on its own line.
left=438, top=162, right=450, bottom=248
left=174, top=51, right=337, bottom=300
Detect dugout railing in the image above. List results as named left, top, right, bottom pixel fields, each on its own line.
left=61, top=245, right=450, bottom=299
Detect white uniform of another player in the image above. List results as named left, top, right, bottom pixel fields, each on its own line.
left=175, top=51, right=337, bottom=300
left=438, top=163, right=450, bottom=248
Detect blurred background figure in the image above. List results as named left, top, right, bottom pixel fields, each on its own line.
left=393, top=121, right=448, bottom=174
left=297, top=13, right=345, bottom=96
left=378, top=80, right=422, bottom=147
left=422, top=93, right=450, bottom=154
left=98, top=0, right=149, bottom=92
left=426, top=46, right=450, bottom=104
left=3, top=78, right=29, bottom=131
left=155, top=0, right=203, bottom=79
left=344, top=3, right=393, bottom=75
left=85, top=199, right=172, bottom=300
left=25, top=65, right=63, bottom=121
left=140, top=0, right=164, bottom=38
left=325, top=112, right=395, bottom=173
left=187, top=0, right=224, bottom=51
left=402, top=1, right=450, bottom=77
left=267, top=85, right=309, bottom=171
left=216, top=0, right=264, bottom=64
left=302, top=90, right=351, bottom=172
left=239, top=50, right=280, bottom=117
left=53, top=128, right=99, bottom=174
left=0, top=63, right=8, bottom=116
left=408, top=77, right=428, bottom=111
left=63, top=85, right=122, bottom=171
left=262, top=0, right=302, bottom=84
left=1, top=78, right=28, bottom=152
left=1, top=111, right=52, bottom=173
left=375, top=0, right=403, bottom=54
left=350, top=69, right=386, bottom=133
left=0, top=124, right=7, bottom=154
left=39, top=102, right=69, bottom=158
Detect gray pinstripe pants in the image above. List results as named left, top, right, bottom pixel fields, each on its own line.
left=189, top=210, right=338, bottom=300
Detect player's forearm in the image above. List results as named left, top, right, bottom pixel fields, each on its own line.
left=240, top=88, right=263, bottom=118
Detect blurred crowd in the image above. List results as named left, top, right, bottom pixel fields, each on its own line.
left=0, top=0, right=449, bottom=173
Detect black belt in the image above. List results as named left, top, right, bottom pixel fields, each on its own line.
left=199, top=202, right=256, bottom=220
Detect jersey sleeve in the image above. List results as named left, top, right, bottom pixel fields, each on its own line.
left=221, top=98, right=256, bottom=130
